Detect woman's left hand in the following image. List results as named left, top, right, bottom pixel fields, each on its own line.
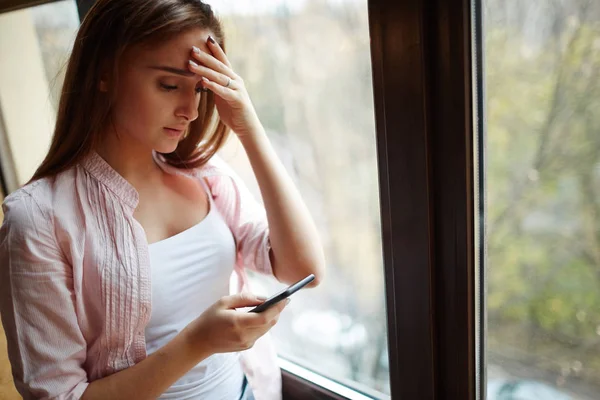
left=188, top=36, right=261, bottom=138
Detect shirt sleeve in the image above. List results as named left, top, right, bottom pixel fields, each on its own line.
left=202, top=156, right=273, bottom=277
left=0, top=192, right=89, bottom=400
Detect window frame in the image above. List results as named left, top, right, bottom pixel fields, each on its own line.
left=0, top=0, right=54, bottom=14
left=361, top=0, right=479, bottom=398
left=0, top=0, right=482, bottom=398
left=0, top=0, right=91, bottom=15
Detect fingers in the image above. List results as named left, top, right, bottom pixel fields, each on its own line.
left=237, top=298, right=290, bottom=328
left=200, top=77, right=235, bottom=98
left=188, top=61, right=231, bottom=89
left=206, top=35, right=232, bottom=68
left=221, top=293, right=266, bottom=309
left=190, top=44, right=236, bottom=80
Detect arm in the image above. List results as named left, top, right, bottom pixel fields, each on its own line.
left=84, top=293, right=286, bottom=400
left=81, top=330, right=209, bottom=400
left=238, top=127, right=326, bottom=287
left=189, top=37, right=326, bottom=287
left=0, top=193, right=89, bottom=400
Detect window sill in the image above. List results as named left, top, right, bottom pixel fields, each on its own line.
left=279, top=358, right=389, bottom=400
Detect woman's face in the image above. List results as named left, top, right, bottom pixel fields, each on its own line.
left=107, top=28, right=213, bottom=154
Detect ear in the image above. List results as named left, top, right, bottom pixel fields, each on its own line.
left=98, top=77, right=109, bottom=92
left=98, top=64, right=110, bottom=92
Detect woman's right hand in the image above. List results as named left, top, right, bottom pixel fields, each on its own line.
left=181, top=293, right=289, bottom=358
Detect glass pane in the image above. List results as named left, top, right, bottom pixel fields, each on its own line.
left=0, top=0, right=79, bottom=186
left=210, top=0, right=389, bottom=396
left=484, top=0, right=600, bottom=399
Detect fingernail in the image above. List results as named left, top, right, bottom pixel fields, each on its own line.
left=192, top=46, right=201, bottom=54
left=189, top=60, right=199, bottom=68
left=256, top=296, right=267, bottom=302
left=208, top=35, right=216, bottom=45
left=285, top=298, right=291, bottom=305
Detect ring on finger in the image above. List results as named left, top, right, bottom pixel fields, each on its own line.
left=225, top=76, right=232, bottom=88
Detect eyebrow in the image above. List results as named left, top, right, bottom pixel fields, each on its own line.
left=147, top=65, right=195, bottom=77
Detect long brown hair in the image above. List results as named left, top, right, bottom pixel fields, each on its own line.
left=30, top=0, right=229, bottom=183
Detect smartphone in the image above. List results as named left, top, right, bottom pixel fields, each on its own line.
left=249, top=274, right=315, bottom=313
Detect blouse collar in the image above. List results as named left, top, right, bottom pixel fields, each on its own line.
left=80, top=150, right=143, bottom=210
left=80, top=149, right=204, bottom=211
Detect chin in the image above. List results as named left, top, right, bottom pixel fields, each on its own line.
left=153, top=144, right=178, bottom=155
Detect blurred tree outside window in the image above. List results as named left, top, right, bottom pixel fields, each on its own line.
left=484, top=0, right=600, bottom=399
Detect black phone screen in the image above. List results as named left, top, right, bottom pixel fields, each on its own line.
left=249, top=274, right=315, bottom=313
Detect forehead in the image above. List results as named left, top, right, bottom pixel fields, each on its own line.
left=126, top=28, right=214, bottom=69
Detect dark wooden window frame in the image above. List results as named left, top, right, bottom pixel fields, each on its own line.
left=0, top=0, right=54, bottom=14
left=281, top=0, right=483, bottom=397
left=0, top=0, right=93, bottom=16
left=0, top=0, right=483, bottom=398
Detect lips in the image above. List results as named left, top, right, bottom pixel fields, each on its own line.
left=164, top=127, right=185, bottom=133
left=163, top=127, right=186, bottom=138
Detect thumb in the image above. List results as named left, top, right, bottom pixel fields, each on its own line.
left=222, top=293, right=267, bottom=309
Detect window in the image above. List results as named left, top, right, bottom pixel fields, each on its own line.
left=0, top=0, right=79, bottom=187
left=209, top=1, right=389, bottom=397
left=13, top=0, right=598, bottom=399
left=484, top=1, right=600, bottom=399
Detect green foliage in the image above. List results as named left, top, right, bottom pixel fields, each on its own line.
left=486, top=9, right=600, bottom=386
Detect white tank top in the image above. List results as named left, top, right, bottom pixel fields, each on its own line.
left=145, top=178, right=245, bottom=400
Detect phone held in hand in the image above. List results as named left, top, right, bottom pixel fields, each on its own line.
left=249, top=274, right=315, bottom=313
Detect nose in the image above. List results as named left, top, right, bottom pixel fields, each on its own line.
left=175, top=89, right=199, bottom=122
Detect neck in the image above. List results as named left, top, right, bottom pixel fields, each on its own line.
left=95, top=129, right=163, bottom=188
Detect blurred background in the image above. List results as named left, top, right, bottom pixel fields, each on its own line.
left=0, top=0, right=598, bottom=399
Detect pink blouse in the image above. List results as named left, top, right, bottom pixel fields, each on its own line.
left=0, top=150, right=281, bottom=400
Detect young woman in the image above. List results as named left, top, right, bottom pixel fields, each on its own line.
left=0, top=1, right=325, bottom=399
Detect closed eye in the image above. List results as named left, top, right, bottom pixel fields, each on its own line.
left=160, top=83, right=204, bottom=94
left=160, top=83, right=178, bottom=91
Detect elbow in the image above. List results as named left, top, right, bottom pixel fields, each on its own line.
left=307, top=274, right=323, bottom=288
left=285, top=259, right=325, bottom=289
left=306, top=253, right=326, bottom=288
left=271, top=247, right=326, bottom=288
